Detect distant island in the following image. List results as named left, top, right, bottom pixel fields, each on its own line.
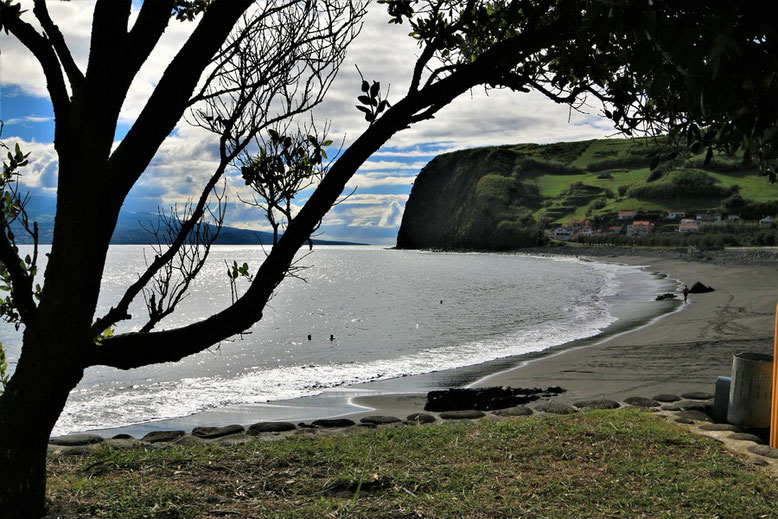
left=397, top=138, right=778, bottom=250
left=12, top=199, right=362, bottom=246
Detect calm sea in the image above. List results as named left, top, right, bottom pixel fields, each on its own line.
left=2, top=245, right=676, bottom=434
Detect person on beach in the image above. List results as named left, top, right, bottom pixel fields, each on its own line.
left=682, top=284, right=689, bottom=303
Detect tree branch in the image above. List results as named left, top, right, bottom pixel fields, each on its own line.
left=91, top=158, right=230, bottom=336
left=0, top=3, right=70, bottom=116
left=84, top=0, right=131, bottom=83
left=86, top=8, right=578, bottom=370
left=32, top=0, right=84, bottom=91
left=0, top=217, right=36, bottom=324
left=125, top=0, right=176, bottom=77
left=108, top=0, right=254, bottom=198
left=86, top=26, right=556, bottom=369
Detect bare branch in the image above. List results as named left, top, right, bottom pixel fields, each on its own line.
left=32, top=0, right=84, bottom=90
left=0, top=3, right=70, bottom=116
left=108, top=0, right=255, bottom=196
left=139, top=195, right=224, bottom=332
left=91, top=161, right=229, bottom=335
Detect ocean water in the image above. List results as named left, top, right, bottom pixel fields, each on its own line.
left=1, top=245, right=675, bottom=434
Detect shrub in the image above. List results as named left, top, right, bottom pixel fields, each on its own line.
left=495, top=219, right=546, bottom=248
left=515, top=157, right=583, bottom=175
left=617, top=185, right=629, bottom=196
left=721, top=196, right=778, bottom=220
left=629, top=170, right=739, bottom=199
left=586, top=155, right=651, bottom=172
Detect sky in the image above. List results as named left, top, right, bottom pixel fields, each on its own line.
left=0, top=1, right=615, bottom=245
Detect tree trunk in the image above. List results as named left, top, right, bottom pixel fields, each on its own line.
left=0, top=155, right=113, bottom=516
left=0, top=331, right=84, bottom=518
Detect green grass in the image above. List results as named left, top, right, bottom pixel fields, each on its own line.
left=46, top=410, right=778, bottom=518
left=523, top=139, right=778, bottom=224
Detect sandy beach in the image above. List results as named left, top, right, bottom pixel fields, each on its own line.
left=346, top=254, right=777, bottom=419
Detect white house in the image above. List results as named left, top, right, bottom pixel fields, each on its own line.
left=553, top=227, right=573, bottom=240
left=679, top=222, right=700, bottom=233
left=696, top=213, right=722, bottom=225
left=626, top=221, right=653, bottom=237
left=618, top=209, right=637, bottom=220
left=667, top=210, right=686, bottom=220
left=759, top=216, right=775, bottom=225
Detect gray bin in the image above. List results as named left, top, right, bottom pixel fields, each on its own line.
left=727, top=352, right=773, bottom=428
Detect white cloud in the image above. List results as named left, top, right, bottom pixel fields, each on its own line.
left=378, top=200, right=403, bottom=227
left=358, top=160, right=426, bottom=171
left=2, top=138, right=58, bottom=193
left=372, top=146, right=457, bottom=157
left=1, top=2, right=618, bottom=244
left=330, top=193, right=408, bottom=206
left=346, top=172, right=414, bottom=189
left=4, top=115, right=52, bottom=124
left=0, top=2, right=93, bottom=98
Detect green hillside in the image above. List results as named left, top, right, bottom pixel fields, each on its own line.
left=396, top=138, right=778, bottom=250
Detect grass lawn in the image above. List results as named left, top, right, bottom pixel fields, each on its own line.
left=46, top=409, right=778, bottom=518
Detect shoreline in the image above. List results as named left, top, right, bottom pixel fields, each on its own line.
left=468, top=254, right=776, bottom=399
left=81, top=249, right=777, bottom=438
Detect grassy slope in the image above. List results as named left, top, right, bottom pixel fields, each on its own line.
left=525, top=138, right=775, bottom=224
left=398, top=137, right=776, bottom=249
left=47, top=410, right=778, bottom=518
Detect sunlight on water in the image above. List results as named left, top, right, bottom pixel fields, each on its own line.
left=1, top=245, right=671, bottom=434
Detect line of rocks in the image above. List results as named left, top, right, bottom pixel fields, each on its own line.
left=48, top=389, right=778, bottom=473
left=44, top=392, right=691, bottom=454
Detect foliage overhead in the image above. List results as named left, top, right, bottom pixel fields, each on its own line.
left=588, top=1, right=778, bottom=182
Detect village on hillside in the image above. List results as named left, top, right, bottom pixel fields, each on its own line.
left=548, top=209, right=777, bottom=242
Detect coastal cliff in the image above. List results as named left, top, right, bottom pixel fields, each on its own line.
left=396, top=145, right=549, bottom=250
left=396, top=138, right=777, bottom=250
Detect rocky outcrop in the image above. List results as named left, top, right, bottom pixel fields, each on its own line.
left=573, top=399, right=620, bottom=410
left=439, top=410, right=486, bottom=420
left=49, top=434, right=104, bottom=446
left=492, top=406, right=534, bottom=417
left=405, top=413, right=436, bottom=424
left=142, top=430, right=185, bottom=443
left=360, top=416, right=402, bottom=425
left=311, top=419, right=355, bottom=428
left=424, top=386, right=566, bottom=412
left=396, top=147, right=546, bottom=250
left=247, top=422, right=297, bottom=434
left=689, top=281, right=715, bottom=293
left=192, top=425, right=245, bottom=439
left=535, top=402, right=577, bottom=415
